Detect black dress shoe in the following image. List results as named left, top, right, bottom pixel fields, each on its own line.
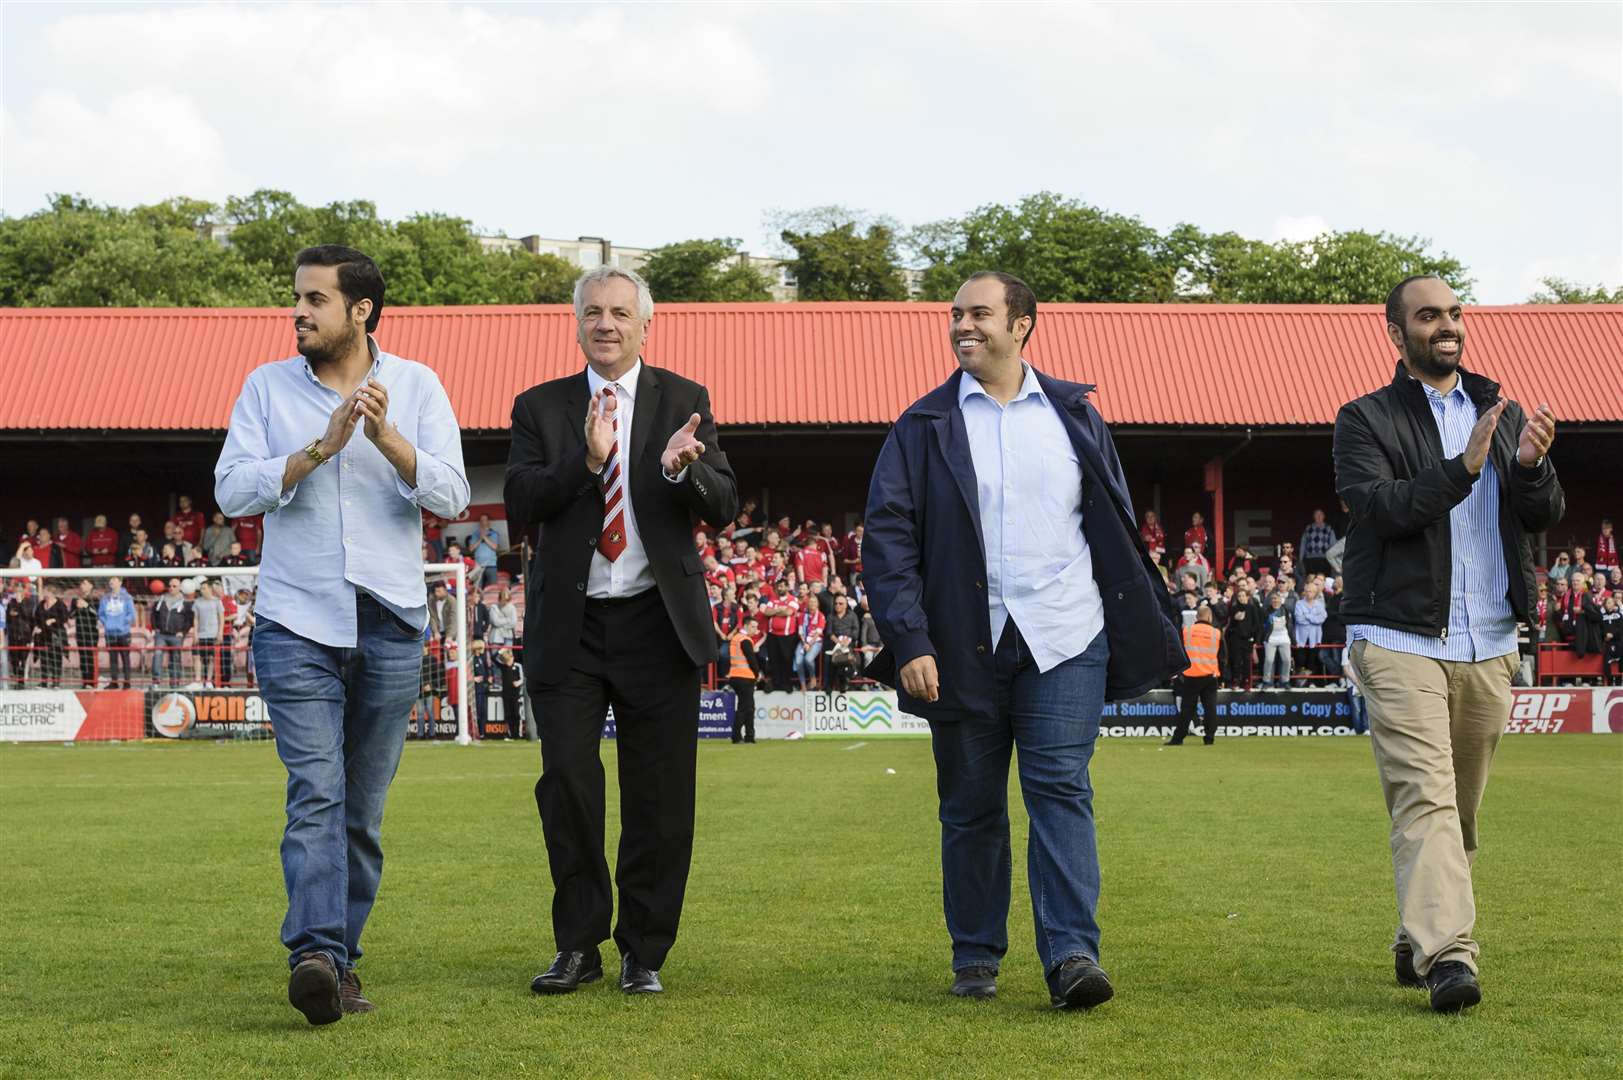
left=1163, top=739, right=1184, bottom=746
left=1426, top=960, right=1481, bottom=1013
left=531, top=948, right=603, bottom=994
left=1393, top=943, right=1424, bottom=989
left=1047, top=957, right=1114, bottom=1010
left=950, top=966, right=997, bottom=999
left=619, top=953, right=663, bottom=995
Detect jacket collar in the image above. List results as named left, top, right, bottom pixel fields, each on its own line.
left=1389, top=360, right=1501, bottom=408
left=909, top=368, right=1096, bottom=419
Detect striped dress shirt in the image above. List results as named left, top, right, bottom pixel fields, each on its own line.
left=1350, top=378, right=1517, bottom=662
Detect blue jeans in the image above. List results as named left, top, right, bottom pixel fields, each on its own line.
left=253, top=594, right=421, bottom=971
left=155, top=632, right=184, bottom=685
left=794, top=640, right=823, bottom=688
left=929, top=624, right=1109, bottom=976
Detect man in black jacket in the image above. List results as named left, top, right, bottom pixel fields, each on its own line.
left=505, top=266, right=737, bottom=997
left=1334, top=274, right=1562, bottom=1014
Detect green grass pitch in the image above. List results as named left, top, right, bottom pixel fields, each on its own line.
left=1, top=735, right=1619, bottom=1079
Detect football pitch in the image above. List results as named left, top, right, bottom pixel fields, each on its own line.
left=2, top=735, right=1618, bottom=1079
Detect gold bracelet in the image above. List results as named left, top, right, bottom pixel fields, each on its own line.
left=304, top=440, right=329, bottom=465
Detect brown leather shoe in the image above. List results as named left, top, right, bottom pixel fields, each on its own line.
left=288, top=952, right=342, bottom=1026
left=340, top=968, right=375, bottom=1014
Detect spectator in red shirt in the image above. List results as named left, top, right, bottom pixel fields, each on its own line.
left=85, top=514, right=120, bottom=567
left=1183, top=511, right=1208, bottom=552
left=421, top=511, right=445, bottom=560
left=693, top=530, right=715, bottom=561
left=814, top=523, right=841, bottom=571
left=233, top=513, right=264, bottom=557
left=1140, top=510, right=1166, bottom=555
left=841, top=521, right=864, bottom=583
left=169, top=495, right=205, bottom=548
left=703, top=554, right=734, bottom=592
left=1596, top=519, right=1618, bottom=575
left=1226, top=546, right=1253, bottom=580
left=712, top=584, right=743, bottom=685
left=762, top=587, right=801, bottom=691
left=34, top=527, right=60, bottom=569
left=794, top=539, right=829, bottom=588
left=52, top=517, right=84, bottom=569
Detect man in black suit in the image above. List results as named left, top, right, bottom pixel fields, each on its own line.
left=505, top=266, right=737, bottom=996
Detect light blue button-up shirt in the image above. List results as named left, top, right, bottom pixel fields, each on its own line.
left=214, top=341, right=470, bottom=648
left=1350, top=377, right=1516, bottom=662
left=959, top=363, right=1105, bottom=672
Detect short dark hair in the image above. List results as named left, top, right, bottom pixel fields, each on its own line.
left=1385, top=274, right=1441, bottom=331
left=966, top=270, right=1037, bottom=347
left=295, top=245, right=386, bottom=333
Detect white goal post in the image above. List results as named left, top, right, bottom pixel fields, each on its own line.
left=0, top=563, right=471, bottom=745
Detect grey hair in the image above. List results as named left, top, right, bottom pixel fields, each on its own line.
left=572, top=265, right=654, bottom=321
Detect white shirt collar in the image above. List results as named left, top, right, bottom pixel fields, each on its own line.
left=959, top=361, right=1045, bottom=408
left=586, top=357, right=643, bottom=401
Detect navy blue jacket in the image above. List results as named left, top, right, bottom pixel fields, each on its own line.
left=862, top=368, right=1187, bottom=722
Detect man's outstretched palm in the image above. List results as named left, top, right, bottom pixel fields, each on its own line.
left=662, top=413, right=705, bottom=476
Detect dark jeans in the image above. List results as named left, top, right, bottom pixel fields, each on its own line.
left=252, top=594, right=421, bottom=972
left=530, top=588, right=701, bottom=971
left=105, top=633, right=131, bottom=686
left=729, top=677, right=755, bottom=742
left=928, top=624, right=1110, bottom=976
left=1172, top=674, right=1218, bottom=743
left=39, top=638, right=64, bottom=686
left=766, top=634, right=797, bottom=691
left=76, top=638, right=97, bottom=686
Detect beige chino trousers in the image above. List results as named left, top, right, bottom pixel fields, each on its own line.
left=1350, top=639, right=1518, bottom=977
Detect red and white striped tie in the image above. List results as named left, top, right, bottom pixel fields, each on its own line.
left=597, top=385, right=627, bottom=562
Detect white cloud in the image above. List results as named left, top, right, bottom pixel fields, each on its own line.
left=3, top=87, right=233, bottom=208
left=14, top=3, right=772, bottom=193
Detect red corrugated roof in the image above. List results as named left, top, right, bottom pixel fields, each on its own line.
left=1, top=303, right=1619, bottom=431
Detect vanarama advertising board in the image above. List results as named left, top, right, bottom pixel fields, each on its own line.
left=145, top=688, right=273, bottom=740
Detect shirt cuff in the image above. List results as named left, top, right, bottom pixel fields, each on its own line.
left=262, top=455, right=300, bottom=512
left=663, top=466, right=689, bottom=483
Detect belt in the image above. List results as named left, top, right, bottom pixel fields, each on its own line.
left=585, top=588, right=657, bottom=608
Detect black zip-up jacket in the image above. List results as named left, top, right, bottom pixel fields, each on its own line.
left=1333, top=362, right=1565, bottom=638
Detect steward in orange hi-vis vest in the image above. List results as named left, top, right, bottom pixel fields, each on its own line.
left=1182, top=621, right=1222, bottom=678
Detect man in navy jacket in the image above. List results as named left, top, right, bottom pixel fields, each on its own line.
left=864, top=271, right=1185, bottom=1010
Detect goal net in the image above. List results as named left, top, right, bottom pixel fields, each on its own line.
left=0, top=563, right=478, bottom=745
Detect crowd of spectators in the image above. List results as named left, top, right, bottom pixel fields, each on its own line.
left=1143, top=509, right=1621, bottom=689
left=6, top=496, right=1617, bottom=709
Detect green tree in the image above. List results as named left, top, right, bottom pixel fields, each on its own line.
left=483, top=249, right=579, bottom=304
left=779, top=220, right=907, bottom=301
left=0, top=194, right=278, bottom=307
left=639, top=238, right=773, bottom=302
left=914, top=192, right=1168, bottom=303
left=1223, top=230, right=1473, bottom=304
left=1527, top=277, right=1623, bottom=303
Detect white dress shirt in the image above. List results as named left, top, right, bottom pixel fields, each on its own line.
left=959, top=362, right=1106, bottom=672
left=585, top=361, right=658, bottom=599
left=214, top=341, right=470, bottom=647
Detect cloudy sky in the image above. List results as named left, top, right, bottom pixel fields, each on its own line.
left=3, top=1, right=1618, bottom=302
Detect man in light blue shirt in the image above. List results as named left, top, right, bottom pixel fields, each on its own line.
left=214, top=245, right=469, bottom=1026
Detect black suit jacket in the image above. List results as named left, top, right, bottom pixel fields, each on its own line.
left=504, top=363, right=738, bottom=686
